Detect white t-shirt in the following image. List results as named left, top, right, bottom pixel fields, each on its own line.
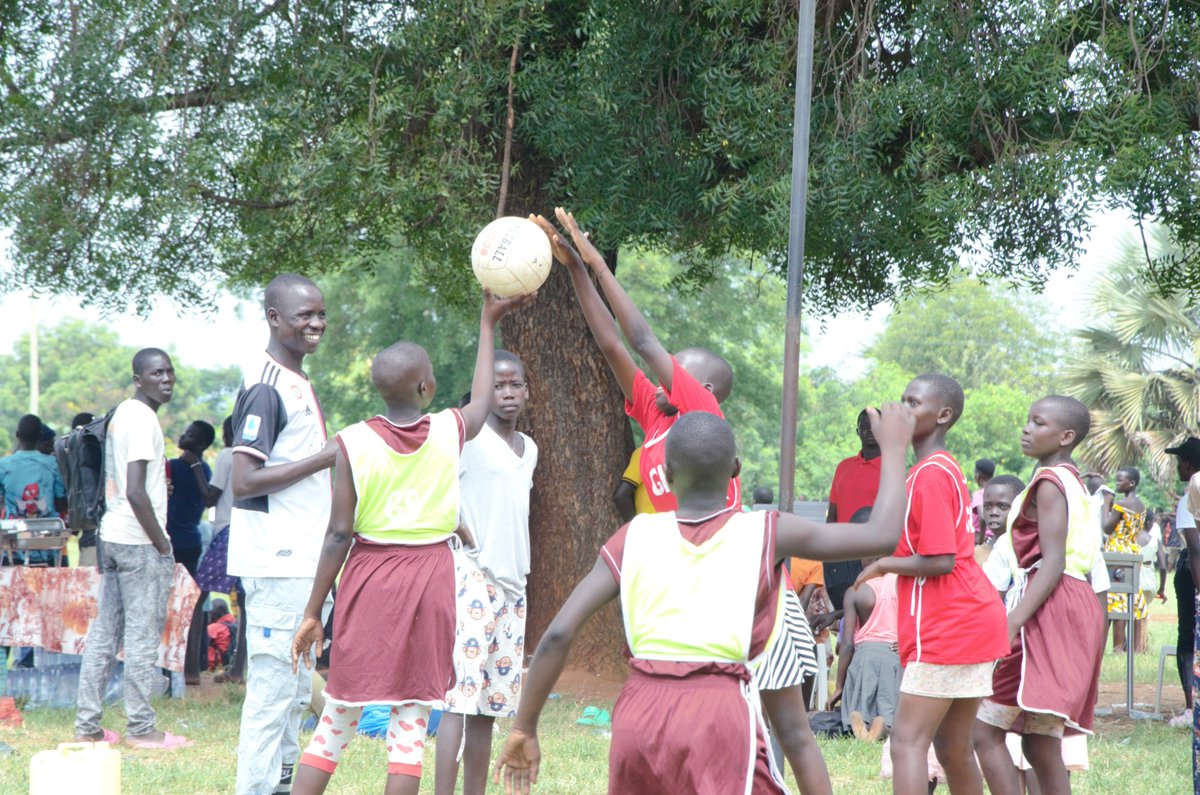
left=99, top=398, right=167, bottom=546
left=228, top=353, right=331, bottom=578
left=211, top=447, right=234, bottom=530
left=459, top=423, right=538, bottom=598
left=1178, top=490, right=1196, bottom=531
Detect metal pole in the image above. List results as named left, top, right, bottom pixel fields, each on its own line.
left=29, top=299, right=38, bottom=416
left=778, top=0, right=817, bottom=513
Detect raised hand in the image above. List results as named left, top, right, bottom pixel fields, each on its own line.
left=529, top=214, right=583, bottom=268
left=554, top=207, right=608, bottom=274
left=868, top=402, right=915, bottom=451
left=482, top=288, right=538, bottom=325
left=493, top=728, right=541, bottom=795
left=291, top=616, right=325, bottom=674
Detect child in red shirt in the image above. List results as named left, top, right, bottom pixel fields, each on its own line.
left=531, top=209, right=740, bottom=512
left=857, top=374, right=1009, bottom=795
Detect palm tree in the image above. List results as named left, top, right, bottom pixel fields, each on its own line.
left=1064, top=234, right=1200, bottom=487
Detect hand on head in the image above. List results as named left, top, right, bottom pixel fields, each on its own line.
left=866, top=402, right=915, bottom=450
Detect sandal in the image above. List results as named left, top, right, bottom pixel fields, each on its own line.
left=576, top=706, right=601, bottom=726
left=592, top=709, right=612, bottom=728
left=126, top=731, right=193, bottom=750
left=72, top=728, right=121, bottom=744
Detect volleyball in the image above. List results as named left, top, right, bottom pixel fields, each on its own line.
left=470, top=216, right=552, bottom=298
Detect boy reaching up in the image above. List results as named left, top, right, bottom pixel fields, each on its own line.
left=855, top=374, right=1009, bottom=795
left=530, top=208, right=739, bottom=511
left=494, top=405, right=915, bottom=795
left=974, top=397, right=1105, bottom=795
left=289, top=289, right=533, bottom=795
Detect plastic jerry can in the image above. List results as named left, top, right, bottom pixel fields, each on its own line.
left=29, top=741, right=120, bottom=794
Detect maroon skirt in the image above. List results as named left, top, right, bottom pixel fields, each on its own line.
left=608, top=661, right=786, bottom=795
left=323, top=537, right=455, bottom=705
left=991, top=571, right=1105, bottom=733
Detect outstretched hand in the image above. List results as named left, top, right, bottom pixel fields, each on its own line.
left=493, top=728, right=541, bottom=795
left=867, top=402, right=914, bottom=451
left=483, top=288, right=538, bottom=324
left=529, top=214, right=583, bottom=269
left=291, top=617, right=325, bottom=674
left=554, top=207, right=608, bottom=274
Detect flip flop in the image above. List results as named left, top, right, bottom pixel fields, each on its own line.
left=72, top=728, right=121, bottom=744
left=126, top=731, right=193, bottom=750
left=593, top=709, right=612, bottom=728
left=576, top=706, right=601, bottom=726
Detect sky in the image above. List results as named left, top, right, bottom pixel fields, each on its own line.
left=0, top=209, right=1140, bottom=374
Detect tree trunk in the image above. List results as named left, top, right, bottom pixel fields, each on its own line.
left=502, top=261, right=633, bottom=675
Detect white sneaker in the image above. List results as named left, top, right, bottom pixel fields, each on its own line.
left=1168, top=708, right=1193, bottom=727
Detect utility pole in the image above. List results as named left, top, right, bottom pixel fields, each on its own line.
left=29, top=297, right=39, bottom=415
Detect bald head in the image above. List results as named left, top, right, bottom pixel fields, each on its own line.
left=264, top=273, right=321, bottom=316
left=371, top=341, right=433, bottom=403
left=912, top=373, right=965, bottom=428
left=1036, top=395, right=1091, bottom=448
left=675, top=347, right=734, bottom=402
left=664, top=411, right=738, bottom=493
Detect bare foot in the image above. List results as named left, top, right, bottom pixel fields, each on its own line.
left=72, top=730, right=106, bottom=742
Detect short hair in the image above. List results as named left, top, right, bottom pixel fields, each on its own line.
left=912, top=373, right=965, bottom=427
left=494, top=349, right=525, bottom=371
left=371, top=341, right=431, bottom=398
left=1117, top=466, right=1140, bottom=485
left=988, top=474, right=1026, bottom=494
left=222, top=415, right=234, bottom=441
left=975, top=459, right=996, bottom=478
left=264, top=273, right=320, bottom=315
left=210, top=598, right=229, bottom=620
left=189, top=420, right=216, bottom=450
left=132, top=347, right=170, bottom=376
left=848, top=506, right=872, bottom=523
left=675, top=347, right=734, bottom=402
left=15, top=414, right=42, bottom=444
left=664, top=412, right=736, bottom=489
left=70, top=412, right=94, bottom=429
left=752, top=486, right=774, bottom=504
left=1036, top=395, right=1091, bottom=447
left=40, top=425, right=55, bottom=442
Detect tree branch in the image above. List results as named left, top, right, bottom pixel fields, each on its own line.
left=495, top=16, right=524, bottom=219
left=189, top=183, right=295, bottom=210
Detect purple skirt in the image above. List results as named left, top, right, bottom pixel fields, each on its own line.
left=195, top=526, right=239, bottom=594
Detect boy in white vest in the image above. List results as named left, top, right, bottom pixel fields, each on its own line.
left=493, top=405, right=915, bottom=795
left=289, top=289, right=533, bottom=795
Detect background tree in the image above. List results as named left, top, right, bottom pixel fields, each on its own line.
left=3, top=1, right=1199, bottom=661
left=1065, top=231, right=1200, bottom=489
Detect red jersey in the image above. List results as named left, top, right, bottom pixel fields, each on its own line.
left=625, top=359, right=741, bottom=512
left=828, top=453, right=882, bottom=522
left=894, top=451, right=1008, bottom=666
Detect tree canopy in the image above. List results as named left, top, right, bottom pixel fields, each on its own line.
left=1, top=1, right=1197, bottom=310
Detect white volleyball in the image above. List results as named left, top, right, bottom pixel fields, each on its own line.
left=470, top=216, right=552, bottom=298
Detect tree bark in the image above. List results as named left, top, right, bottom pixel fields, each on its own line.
left=502, top=260, right=633, bottom=675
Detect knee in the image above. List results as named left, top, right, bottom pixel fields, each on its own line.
left=932, top=731, right=972, bottom=763
left=973, top=720, right=1006, bottom=751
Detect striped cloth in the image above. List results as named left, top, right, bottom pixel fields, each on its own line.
left=756, top=586, right=819, bottom=691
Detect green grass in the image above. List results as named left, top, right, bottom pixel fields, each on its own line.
left=0, top=589, right=1193, bottom=793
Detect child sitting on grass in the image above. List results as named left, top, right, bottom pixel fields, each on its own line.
left=493, top=405, right=914, bottom=794
left=289, top=289, right=532, bottom=795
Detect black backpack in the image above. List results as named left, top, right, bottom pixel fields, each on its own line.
left=54, top=408, right=115, bottom=531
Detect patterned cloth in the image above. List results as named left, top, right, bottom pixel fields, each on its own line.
left=0, top=563, right=200, bottom=671
left=1105, top=503, right=1148, bottom=618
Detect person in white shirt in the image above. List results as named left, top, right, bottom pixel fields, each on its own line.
left=435, top=351, right=538, bottom=795
left=73, top=348, right=191, bottom=749
left=231, top=274, right=337, bottom=795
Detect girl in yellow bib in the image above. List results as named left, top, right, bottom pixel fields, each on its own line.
left=290, top=289, right=533, bottom=795
left=493, top=406, right=915, bottom=795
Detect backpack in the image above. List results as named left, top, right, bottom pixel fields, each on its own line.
left=54, top=408, right=115, bottom=531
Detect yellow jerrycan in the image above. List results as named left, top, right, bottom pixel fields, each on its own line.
left=29, top=740, right=121, bottom=794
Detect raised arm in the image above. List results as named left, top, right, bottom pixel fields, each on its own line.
left=530, top=213, right=637, bottom=401
left=493, top=559, right=619, bottom=795
left=776, top=404, right=913, bottom=563
left=554, top=208, right=676, bottom=392
left=460, top=289, right=536, bottom=440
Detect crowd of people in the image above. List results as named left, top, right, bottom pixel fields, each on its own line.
left=0, top=205, right=1195, bottom=794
